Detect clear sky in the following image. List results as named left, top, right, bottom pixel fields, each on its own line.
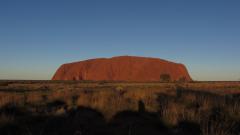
left=0, top=0, right=240, bottom=81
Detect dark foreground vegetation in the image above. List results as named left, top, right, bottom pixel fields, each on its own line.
left=0, top=81, right=239, bottom=135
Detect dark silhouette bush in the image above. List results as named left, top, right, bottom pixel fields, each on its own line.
left=160, top=74, right=171, bottom=82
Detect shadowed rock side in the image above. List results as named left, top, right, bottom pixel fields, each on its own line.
left=52, top=56, right=192, bottom=81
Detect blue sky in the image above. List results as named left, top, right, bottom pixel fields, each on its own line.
left=0, top=0, right=240, bottom=81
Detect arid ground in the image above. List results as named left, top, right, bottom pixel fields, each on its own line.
left=0, top=81, right=239, bottom=135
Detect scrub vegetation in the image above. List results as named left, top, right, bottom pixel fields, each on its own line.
left=0, top=81, right=239, bottom=135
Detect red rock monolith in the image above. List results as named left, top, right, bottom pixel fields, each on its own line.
left=52, top=56, right=192, bottom=82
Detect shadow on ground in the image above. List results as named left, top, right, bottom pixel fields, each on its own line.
left=0, top=99, right=204, bottom=135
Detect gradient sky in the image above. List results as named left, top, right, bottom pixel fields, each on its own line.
left=0, top=0, right=240, bottom=81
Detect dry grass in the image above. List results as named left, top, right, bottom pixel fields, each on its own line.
left=0, top=81, right=239, bottom=135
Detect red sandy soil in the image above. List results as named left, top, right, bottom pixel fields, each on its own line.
left=52, top=56, right=192, bottom=81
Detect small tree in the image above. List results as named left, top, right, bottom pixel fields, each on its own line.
left=160, top=74, right=171, bottom=82
left=178, top=77, right=187, bottom=83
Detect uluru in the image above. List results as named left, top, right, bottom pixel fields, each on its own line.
left=52, top=56, right=192, bottom=82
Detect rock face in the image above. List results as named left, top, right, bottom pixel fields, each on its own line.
left=52, top=56, right=192, bottom=82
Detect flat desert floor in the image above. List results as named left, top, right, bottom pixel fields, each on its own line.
left=0, top=81, right=239, bottom=135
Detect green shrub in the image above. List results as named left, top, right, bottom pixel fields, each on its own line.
left=160, top=74, right=171, bottom=82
